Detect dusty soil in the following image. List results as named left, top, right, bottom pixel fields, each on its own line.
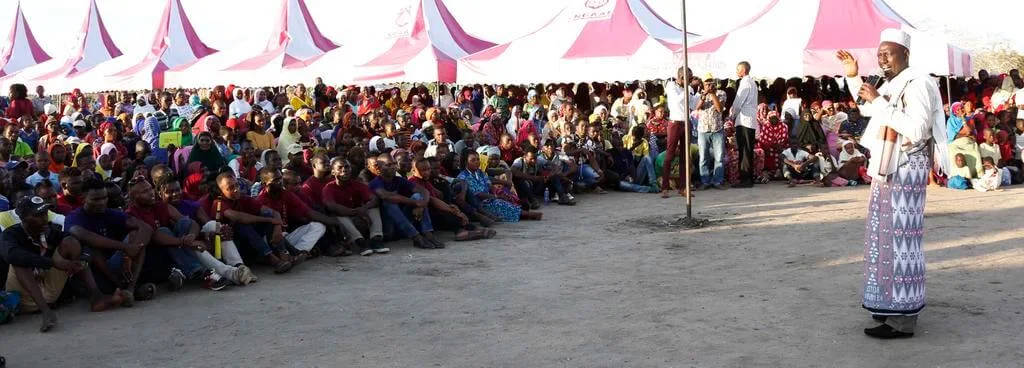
left=2, top=184, right=1023, bottom=367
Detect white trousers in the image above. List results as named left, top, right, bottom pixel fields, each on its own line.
left=336, top=210, right=383, bottom=240
left=285, top=222, right=327, bottom=251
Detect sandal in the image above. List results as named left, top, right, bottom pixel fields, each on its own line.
left=273, top=260, right=293, bottom=274
left=134, top=283, right=156, bottom=302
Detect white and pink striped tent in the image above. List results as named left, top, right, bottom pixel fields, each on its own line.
left=457, top=0, right=694, bottom=84
left=686, top=0, right=972, bottom=78
left=0, top=1, right=50, bottom=79
left=340, top=0, right=495, bottom=85
left=224, top=0, right=338, bottom=71
left=165, top=0, right=338, bottom=88
left=102, top=0, right=218, bottom=90
left=23, top=0, right=123, bottom=91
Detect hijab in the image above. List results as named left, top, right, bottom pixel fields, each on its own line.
left=187, top=132, right=226, bottom=172
left=946, top=102, right=964, bottom=143
left=47, top=143, right=66, bottom=173
left=229, top=88, right=252, bottom=117
left=70, top=143, right=92, bottom=168
left=141, top=116, right=161, bottom=150
left=189, top=94, right=201, bottom=109
left=171, top=117, right=193, bottom=146
left=277, top=117, right=300, bottom=158
left=182, top=161, right=205, bottom=201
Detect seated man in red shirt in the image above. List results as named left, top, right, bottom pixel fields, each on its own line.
left=55, top=167, right=84, bottom=215
left=127, top=178, right=253, bottom=291
left=300, top=154, right=332, bottom=210
left=256, top=168, right=341, bottom=258
left=409, top=158, right=493, bottom=241
left=322, top=157, right=386, bottom=256
left=200, top=172, right=293, bottom=274
left=154, top=176, right=257, bottom=284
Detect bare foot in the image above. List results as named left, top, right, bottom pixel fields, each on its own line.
left=660, top=190, right=671, bottom=198
left=40, top=310, right=57, bottom=332
left=91, top=289, right=126, bottom=312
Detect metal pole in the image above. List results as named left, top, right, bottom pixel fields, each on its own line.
left=946, top=75, right=953, bottom=108
left=681, top=0, right=692, bottom=219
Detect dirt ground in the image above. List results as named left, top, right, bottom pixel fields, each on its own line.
left=1, top=183, right=1023, bottom=367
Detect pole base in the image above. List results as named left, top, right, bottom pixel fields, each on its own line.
left=668, top=216, right=710, bottom=229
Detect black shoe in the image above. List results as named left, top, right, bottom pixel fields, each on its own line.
left=871, top=315, right=888, bottom=322
left=413, top=237, right=433, bottom=249
left=864, top=324, right=914, bottom=339
left=428, top=236, right=445, bottom=249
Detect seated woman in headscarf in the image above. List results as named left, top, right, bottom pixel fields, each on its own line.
left=946, top=101, right=984, bottom=178
left=836, top=140, right=870, bottom=183
left=796, top=102, right=828, bottom=150
left=188, top=132, right=227, bottom=173
left=456, top=150, right=541, bottom=223
left=229, top=88, right=252, bottom=118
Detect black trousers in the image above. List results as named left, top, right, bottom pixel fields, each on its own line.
left=736, top=126, right=756, bottom=185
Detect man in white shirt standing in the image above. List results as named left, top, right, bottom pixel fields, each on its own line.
left=837, top=28, right=949, bottom=340
left=661, top=66, right=698, bottom=198
left=730, top=61, right=758, bottom=188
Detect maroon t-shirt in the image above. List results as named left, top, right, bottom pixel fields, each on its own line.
left=198, top=194, right=263, bottom=224
left=126, top=202, right=174, bottom=229
left=322, top=180, right=373, bottom=209
left=301, top=176, right=331, bottom=205
left=256, top=191, right=311, bottom=223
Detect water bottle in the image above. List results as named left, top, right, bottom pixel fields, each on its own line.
left=544, top=188, right=550, bottom=204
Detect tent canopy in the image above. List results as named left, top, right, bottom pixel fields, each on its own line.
left=102, top=0, right=218, bottom=91
left=341, top=0, right=495, bottom=85
left=0, top=1, right=50, bottom=78
left=685, top=0, right=972, bottom=78
left=458, top=0, right=697, bottom=84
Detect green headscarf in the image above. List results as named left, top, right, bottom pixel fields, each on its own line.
left=171, top=116, right=193, bottom=146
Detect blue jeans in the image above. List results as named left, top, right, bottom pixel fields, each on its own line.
left=634, top=156, right=657, bottom=187
left=157, top=217, right=203, bottom=277
left=231, top=210, right=278, bottom=259
left=697, top=130, right=725, bottom=186
left=577, top=164, right=600, bottom=186
left=618, top=181, right=653, bottom=193
left=381, top=193, right=433, bottom=239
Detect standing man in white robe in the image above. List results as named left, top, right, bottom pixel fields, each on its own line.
left=837, top=28, right=949, bottom=339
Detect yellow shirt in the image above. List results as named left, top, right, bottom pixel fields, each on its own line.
left=290, top=96, right=313, bottom=111
left=0, top=210, right=65, bottom=231
left=246, top=131, right=276, bottom=151
left=622, top=135, right=649, bottom=158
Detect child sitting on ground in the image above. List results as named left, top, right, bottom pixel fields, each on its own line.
left=972, top=157, right=1003, bottom=192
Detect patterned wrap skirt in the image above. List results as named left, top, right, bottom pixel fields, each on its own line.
left=862, top=150, right=928, bottom=316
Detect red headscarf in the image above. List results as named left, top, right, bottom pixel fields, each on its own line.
left=48, top=143, right=67, bottom=173
left=182, top=162, right=205, bottom=201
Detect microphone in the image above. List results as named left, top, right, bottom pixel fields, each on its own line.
left=855, top=74, right=883, bottom=105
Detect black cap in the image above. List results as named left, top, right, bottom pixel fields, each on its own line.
left=16, top=196, right=51, bottom=218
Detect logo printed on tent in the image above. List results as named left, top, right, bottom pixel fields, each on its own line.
left=572, top=0, right=614, bottom=21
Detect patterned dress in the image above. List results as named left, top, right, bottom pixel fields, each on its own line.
left=862, top=150, right=928, bottom=316
left=457, top=169, right=521, bottom=223
left=757, top=121, right=789, bottom=174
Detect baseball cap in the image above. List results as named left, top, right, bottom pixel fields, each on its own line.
left=5, top=161, right=27, bottom=170
left=73, top=119, right=86, bottom=128
left=16, top=196, right=51, bottom=218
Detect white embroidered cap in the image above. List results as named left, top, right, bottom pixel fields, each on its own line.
left=880, top=28, right=910, bottom=49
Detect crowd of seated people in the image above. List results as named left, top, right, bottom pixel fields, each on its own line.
left=1, top=67, right=1022, bottom=332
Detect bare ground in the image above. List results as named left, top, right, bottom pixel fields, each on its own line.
left=2, top=184, right=1023, bottom=367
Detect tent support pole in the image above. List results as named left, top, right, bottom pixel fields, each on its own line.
left=681, top=0, right=692, bottom=219
left=946, top=75, right=953, bottom=106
